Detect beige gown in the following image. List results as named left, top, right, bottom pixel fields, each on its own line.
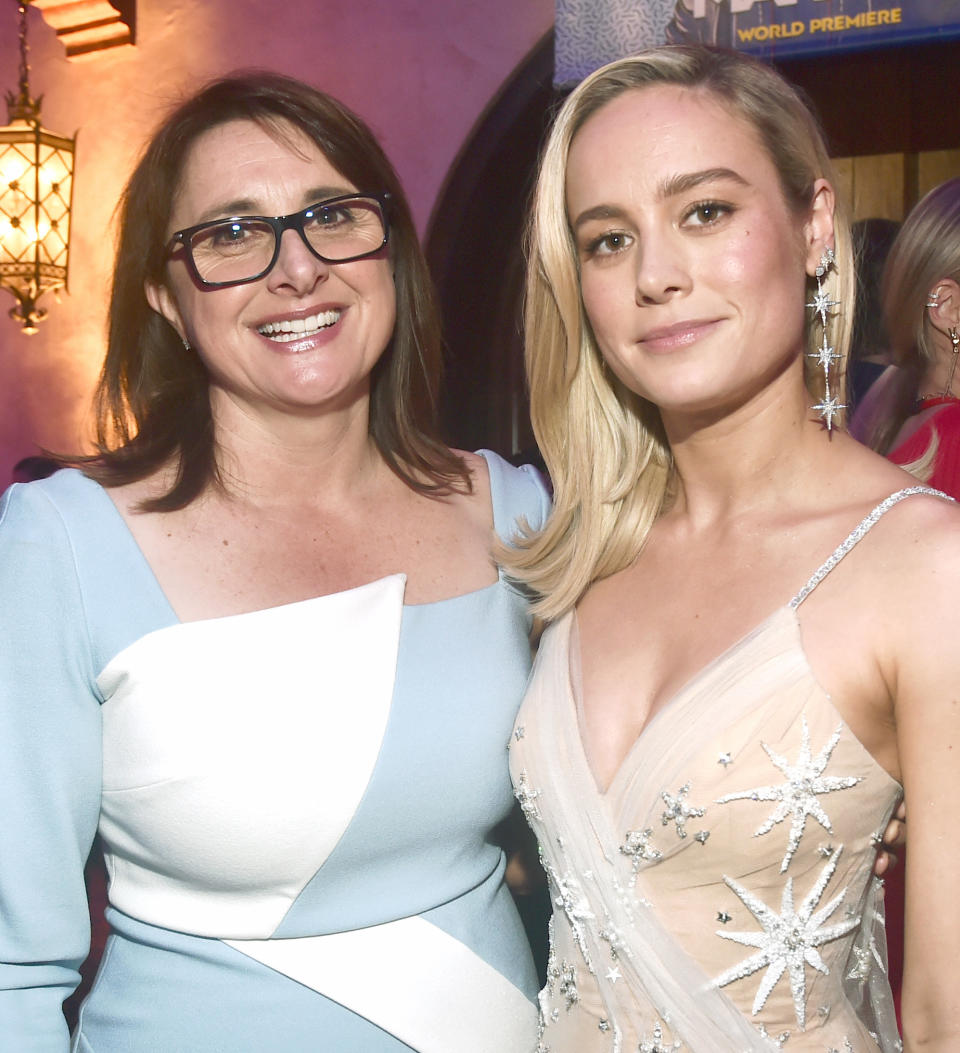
left=511, top=487, right=949, bottom=1052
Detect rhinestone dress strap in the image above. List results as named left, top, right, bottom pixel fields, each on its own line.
left=789, top=486, right=954, bottom=609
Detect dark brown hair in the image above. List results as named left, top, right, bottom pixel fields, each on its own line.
left=85, top=70, right=468, bottom=510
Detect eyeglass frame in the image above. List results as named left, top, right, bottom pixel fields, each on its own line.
left=166, top=191, right=392, bottom=289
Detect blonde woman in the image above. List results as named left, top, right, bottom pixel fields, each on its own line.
left=508, top=47, right=960, bottom=1051
left=852, top=178, right=960, bottom=497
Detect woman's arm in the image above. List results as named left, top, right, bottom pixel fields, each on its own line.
left=890, top=507, right=960, bottom=1049
left=0, top=483, right=102, bottom=1050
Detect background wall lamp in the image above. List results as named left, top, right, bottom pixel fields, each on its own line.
left=0, top=0, right=75, bottom=334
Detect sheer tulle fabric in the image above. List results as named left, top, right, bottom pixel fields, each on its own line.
left=511, top=607, right=902, bottom=1051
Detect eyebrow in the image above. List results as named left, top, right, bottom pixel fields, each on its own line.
left=658, top=167, right=748, bottom=199
left=571, top=167, right=749, bottom=230
left=192, top=185, right=354, bottom=225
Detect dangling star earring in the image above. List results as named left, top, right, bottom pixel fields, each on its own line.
left=806, top=247, right=845, bottom=433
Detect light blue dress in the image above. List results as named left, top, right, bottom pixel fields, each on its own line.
left=0, top=450, right=548, bottom=1053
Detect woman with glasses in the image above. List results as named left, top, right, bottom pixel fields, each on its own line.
left=0, top=72, right=546, bottom=1051
left=506, top=47, right=959, bottom=1050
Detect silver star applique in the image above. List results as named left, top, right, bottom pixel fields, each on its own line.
left=638, top=1022, right=683, bottom=1052
left=620, top=827, right=662, bottom=879
left=715, top=717, right=862, bottom=872
left=756, top=1023, right=791, bottom=1047
left=711, top=845, right=860, bottom=1029
left=514, top=770, right=542, bottom=822
left=661, top=782, right=706, bottom=839
left=547, top=865, right=596, bottom=971
left=846, top=945, right=872, bottom=983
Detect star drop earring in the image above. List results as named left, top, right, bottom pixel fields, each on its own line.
left=807, top=247, right=845, bottom=433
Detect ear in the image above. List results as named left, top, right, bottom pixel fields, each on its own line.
left=802, top=179, right=836, bottom=277
left=927, top=276, right=960, bottom=335
left=145, top=279, right=188, bottom=343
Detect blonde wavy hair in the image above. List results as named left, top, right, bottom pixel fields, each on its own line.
left=862, top=177, right=960, bottom=460
left=506, top=45, right=854, bottom=619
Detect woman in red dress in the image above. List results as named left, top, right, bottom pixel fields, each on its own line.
left=852, top=178, right=960, bottom=498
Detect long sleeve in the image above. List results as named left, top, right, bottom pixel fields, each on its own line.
left=0, top=482, right=102, bottom=1052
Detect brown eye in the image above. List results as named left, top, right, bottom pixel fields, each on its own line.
left=585, top=231, right=633, bottom=257
left=683, top=201, right=732, bottom=228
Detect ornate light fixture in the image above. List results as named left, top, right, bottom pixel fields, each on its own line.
left=0, top=0, right=75, bottom=333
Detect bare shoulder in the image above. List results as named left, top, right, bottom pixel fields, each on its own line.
left=861, top=488, right=960, bottom=632
left=875, top=487, right=960, bottom=566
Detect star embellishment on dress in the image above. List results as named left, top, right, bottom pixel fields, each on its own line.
left=514, top=770, right=542, bottom=822
left=660, top=782, right=706, bottom=839
left=711, top=845, right=860, bottom=1030
left=638, top=1022, right=682, bottom=1052
left=547, top=865, right=596, bottom=970
left=715, top=717, right=862, bottom=871
left=619, top=827, right=662, bottom=882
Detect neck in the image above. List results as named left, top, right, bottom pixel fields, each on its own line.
left=661, top=370, right=844, bottom=526
left=207, top=389, right=385, bottom=506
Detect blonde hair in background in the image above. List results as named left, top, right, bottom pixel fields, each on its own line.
left=864, top=176, right=960, bottom=458
left=506, top=45, right=855, bottom=619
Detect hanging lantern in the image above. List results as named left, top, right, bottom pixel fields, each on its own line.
left=0, top=0, right=76, bottom=334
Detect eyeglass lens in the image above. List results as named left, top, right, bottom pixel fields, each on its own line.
left=188, top=198, right=386, bottom=284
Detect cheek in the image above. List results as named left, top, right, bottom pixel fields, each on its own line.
left=580, top=271, right=627, bottom=349
left=164, top=266, right=246, bottom=346
left=718, top=224, right=805, bottom=315
left=371, top=271, right=397, bottom=350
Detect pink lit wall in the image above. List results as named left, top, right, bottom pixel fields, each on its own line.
left=0, top=0, right=552, bottom=481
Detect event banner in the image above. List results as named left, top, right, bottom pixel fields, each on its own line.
left=555, top=0, right=960, bottom=84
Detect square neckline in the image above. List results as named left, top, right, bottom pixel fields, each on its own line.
left=68, top=459, right=513, bottom=627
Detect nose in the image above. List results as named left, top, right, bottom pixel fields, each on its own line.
left=634, top=231, right=690, bottom=306
left=266, top=227, right=329, bottom=295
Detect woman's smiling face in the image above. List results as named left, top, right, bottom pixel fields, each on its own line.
left=147, top=117, right=396, bottom=424
left=566, top=84, right=831, bottom=424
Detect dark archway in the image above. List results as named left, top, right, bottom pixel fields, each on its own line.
left=425, top=32, right=557, bottom=460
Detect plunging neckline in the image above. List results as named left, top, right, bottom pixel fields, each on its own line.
left=567, top=603, right=902, bottom=803
left=568, top=603, right=797, bottom=797
left=564, top=484, right=951, bottom=797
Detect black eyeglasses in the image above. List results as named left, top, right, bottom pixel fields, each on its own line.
left=167, top=192, right=390, bottom=288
